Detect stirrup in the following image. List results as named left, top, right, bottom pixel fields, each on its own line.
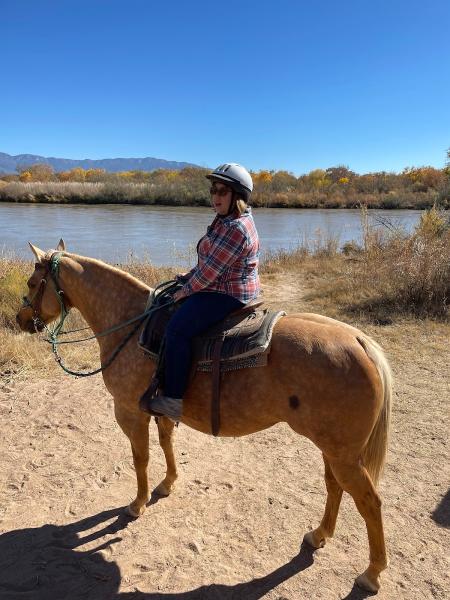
left=141, top=394, right=183, bottom=422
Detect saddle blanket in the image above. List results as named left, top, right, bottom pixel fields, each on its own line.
left=138, top=299, right=285, bottom=373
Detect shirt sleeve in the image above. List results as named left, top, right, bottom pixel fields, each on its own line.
left=181, top=225, right=246, bottom=295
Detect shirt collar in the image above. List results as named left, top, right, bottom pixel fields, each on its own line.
left=217, top=207, right=251, bottom=225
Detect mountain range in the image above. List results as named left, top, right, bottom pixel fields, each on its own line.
left=0, top=152, right=200, bottom=174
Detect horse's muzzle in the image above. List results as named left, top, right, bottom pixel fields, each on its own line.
left=16, top=311, right=41, bottom=334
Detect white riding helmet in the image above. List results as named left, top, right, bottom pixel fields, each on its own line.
left=206, top=163, right=253, bottom=201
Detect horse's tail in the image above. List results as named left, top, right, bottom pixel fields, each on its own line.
left=357, top=334, right=393, bottom=487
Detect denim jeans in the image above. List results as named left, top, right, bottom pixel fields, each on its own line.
left=163, top=291, right=243, bottom=398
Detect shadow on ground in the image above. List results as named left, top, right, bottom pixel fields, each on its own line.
left=431, top=488, right=450, bottom=528
left=0, top=507, right=374, bottom=600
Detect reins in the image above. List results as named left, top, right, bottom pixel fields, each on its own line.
left=25, top=252, right=177, bottom=377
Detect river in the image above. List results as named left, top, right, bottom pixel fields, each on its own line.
left=0, top=203, right=423, bottom=267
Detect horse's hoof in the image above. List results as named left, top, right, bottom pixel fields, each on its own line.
left=303, top=530, right=326, bottom=549
left=154, top=480, right=173, bottom=497
left=125, top=502, right=146, bottom=518
left=355, top=570, right=380, bottom=593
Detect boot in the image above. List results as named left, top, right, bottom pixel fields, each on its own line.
left=140, top=392, right=183, bottom=422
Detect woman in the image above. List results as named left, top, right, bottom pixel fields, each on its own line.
left=140, top=163, right=260, bottom=420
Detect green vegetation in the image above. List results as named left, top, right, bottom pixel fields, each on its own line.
left=1, top=155, right=449, bottom=209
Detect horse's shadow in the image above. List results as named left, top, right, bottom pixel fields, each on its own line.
left=0, top=506, right=374, bottom=600
left=431, top=487, right=450, bottom=528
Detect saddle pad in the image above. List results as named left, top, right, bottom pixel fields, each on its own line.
left=196, top=310, right=285, bottom=372
left=138, top=300, right=285, bottom=370
left=194, top=309, right=285, bottom=364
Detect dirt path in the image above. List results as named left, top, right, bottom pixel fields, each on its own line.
left=0, top=276, right=448, bottom=599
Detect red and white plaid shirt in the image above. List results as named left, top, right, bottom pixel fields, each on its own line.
left=181, top=208, right=260, bottom=303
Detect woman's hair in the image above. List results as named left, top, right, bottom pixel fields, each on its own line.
left=235, top=198, right=248, bottom=215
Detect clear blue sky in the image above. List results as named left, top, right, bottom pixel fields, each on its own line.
left=2, top=0, right=449, bottom=174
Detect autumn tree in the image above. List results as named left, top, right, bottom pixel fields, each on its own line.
left=58, top=167, right=87, bottom=182
left=249, top=171, right=271, bottom=198
left=402, top=166, right=446, bottom=191
left=270, top=170, right=297, bottom=192
left=304, top=169, right=330, bottom=190
left=325, top=165, right=355, bottom=184
left=17, top=163, right=54, bottom=182
left=85, top=168, right=107, bottom=181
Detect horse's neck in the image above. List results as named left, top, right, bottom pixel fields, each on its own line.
left=60, top=255, right=150, bottom=335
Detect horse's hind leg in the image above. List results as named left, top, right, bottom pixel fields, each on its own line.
left=115, top=404, right=150, bottom=518
left=154, top=416, right=178, bottom=496
left=329, top=459, right=387, bottom=593
left=304, top=454, right=343, bottom=549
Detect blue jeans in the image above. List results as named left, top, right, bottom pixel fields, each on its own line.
left=163, top=292, right=243, bottom=398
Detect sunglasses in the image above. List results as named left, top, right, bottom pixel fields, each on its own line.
left=210, top=185, right=231, bottom=197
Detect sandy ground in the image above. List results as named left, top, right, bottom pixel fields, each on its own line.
left=0, top=277, right=449, bottom=599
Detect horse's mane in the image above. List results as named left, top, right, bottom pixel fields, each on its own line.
left=45, top=250, right=151, bottom=293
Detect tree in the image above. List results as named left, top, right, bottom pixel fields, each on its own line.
left=19, top=171, right=33, bottom=182
left=17, top=163, right=54, bottom=181
left=325, top=165, right=355, bottom=184
left=305, top=169, right=330, bottom=189
left=85, top=168, right=107, bottom=182
left=271, top=170, right=297, bottom=192
left=253, top=170, right=273, bottom=185
left=402, top=166, right=445, bottom=190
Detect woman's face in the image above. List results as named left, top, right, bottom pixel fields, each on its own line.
left=210, top=182, right=233, bottom=215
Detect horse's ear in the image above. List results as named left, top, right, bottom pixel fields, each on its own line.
left=28, top=242, right=46, bottom=263
left=56, top=238, right=66, bottom=251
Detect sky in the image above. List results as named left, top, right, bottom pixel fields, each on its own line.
left=2, top=0, right=450, bottom=175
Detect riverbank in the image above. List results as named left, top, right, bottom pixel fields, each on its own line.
left=1, top=179, right=449, bottom=209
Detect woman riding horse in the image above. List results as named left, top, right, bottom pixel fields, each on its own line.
left=140, top=163, right=261, bottom=421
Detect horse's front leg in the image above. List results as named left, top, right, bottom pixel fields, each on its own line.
left=114, top=402, right=151, bottom=517
left=154, top=416, right=178, bottom=496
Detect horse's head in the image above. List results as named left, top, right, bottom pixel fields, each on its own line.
left=16, top=239, right=68, bottom=334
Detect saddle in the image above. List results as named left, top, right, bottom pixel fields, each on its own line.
left=138, top=282, right=285, bottom=435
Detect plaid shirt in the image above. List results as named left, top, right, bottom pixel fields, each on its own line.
left=181, top=208, right=260, bottom=303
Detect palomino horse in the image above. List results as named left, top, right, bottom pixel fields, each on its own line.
left=16, top=241, right=392, bottom=593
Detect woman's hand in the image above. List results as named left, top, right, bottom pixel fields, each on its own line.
left=173, top=289, right=186, bottom=302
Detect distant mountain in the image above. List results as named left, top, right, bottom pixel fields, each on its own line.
left=0, top=152, right=200, bottom=174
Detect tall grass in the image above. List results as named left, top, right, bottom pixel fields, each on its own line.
left=352, top=206, right=450, bottom=318
left=1, top=179, right=448, bottom=209
left=0, top=251, right=29, bottom=329
left=263, top=206, right=450, bottom=320
left=0, top=181, right=211, bottom=206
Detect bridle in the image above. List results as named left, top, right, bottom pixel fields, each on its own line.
left=21, top=252, right=68, bottom=332
left=21, top=252, right=178, bottom=377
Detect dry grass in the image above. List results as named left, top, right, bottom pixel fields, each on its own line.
left=261, top=207, right=450, bottom=322
left=0, top=252, right=30, bottom=329
left=0, top=253, right=180, bottom=380
left=1, top=208, right=448, bottom=379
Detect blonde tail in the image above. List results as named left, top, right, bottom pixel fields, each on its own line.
left=357, top=335, right=393, bottom=487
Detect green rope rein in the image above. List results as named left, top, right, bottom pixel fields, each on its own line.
left=44, top=253, right=176, bottom=377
